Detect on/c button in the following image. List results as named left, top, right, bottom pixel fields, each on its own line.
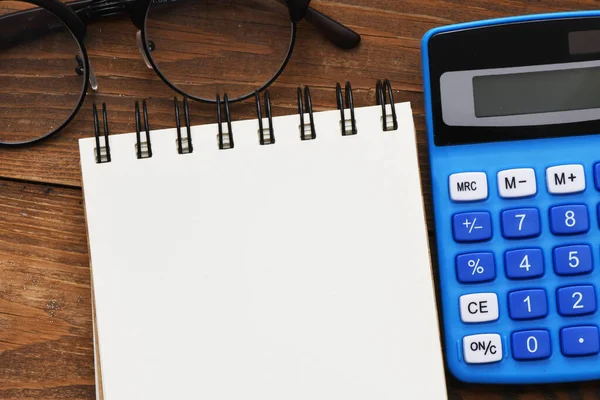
left=449, top=172, right=488, bottom=202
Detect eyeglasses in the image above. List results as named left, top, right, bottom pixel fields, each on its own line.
left=0, top=0, right=360, bottom=146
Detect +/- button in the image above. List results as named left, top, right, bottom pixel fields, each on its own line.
left=452, top=212, right=492, bottom=242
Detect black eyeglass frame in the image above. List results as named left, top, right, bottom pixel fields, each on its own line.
left=0, top=0, right=360, bottom=146
left=0, top=0, right=92, bottom=147
left=138, top=0, right=297, bottom=104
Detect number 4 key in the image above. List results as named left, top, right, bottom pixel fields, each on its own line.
left=505, top=248, right=544, bottom=279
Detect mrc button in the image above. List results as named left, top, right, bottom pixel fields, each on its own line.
left=449, top=172, right=488, bottom=201
left=546, top=164, right=585, bottom=194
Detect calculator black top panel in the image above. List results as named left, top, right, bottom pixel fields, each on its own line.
left=426, top=16, right=600, bottom=146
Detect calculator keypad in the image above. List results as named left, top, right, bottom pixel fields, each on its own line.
left=447, top=165, right=600, bottom=373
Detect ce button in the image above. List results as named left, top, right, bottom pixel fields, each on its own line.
left=459, top=293, right=499, bottom=323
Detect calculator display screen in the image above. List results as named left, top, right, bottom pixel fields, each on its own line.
left=473, top=67, right=600, bottom=117
left=439, top=60, right=600, bottom=128
left=427, top=15, right=600, bottom=146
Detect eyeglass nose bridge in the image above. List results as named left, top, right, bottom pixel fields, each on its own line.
left=136, top=31, right=154, bottom=70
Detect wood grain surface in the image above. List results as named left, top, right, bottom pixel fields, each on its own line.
left=2, top=0, right=600, bottom=398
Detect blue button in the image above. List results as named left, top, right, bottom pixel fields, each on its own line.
left=553, top=245, right=593, bottom=276
left=508, top=289, right=548, bottom=320
left=550, top=205, right=589, bottom=235
left=512, top=330, right=551, bottom=361
left=505, top=248, right=544, bottom=279
left=561, top=326, right=600, bottom=357
left=557, top=285, right=597, bottom=316
left=594, top=163, right=600, bottom=191
left=501, top=208, right=541, bottom=239
left=452, top=212, right=492, bottom=242
left=456, top=252, right=495, bottom=283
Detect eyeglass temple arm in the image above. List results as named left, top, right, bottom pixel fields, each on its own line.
left=284, top=0, right=361, bottom=50
left=304, top=7, right=360, bottom=49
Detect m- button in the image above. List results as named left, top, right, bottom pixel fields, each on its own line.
left=497, top=168, right=536, bottom=198
left=546, top=164, right=585, bottom=194
left=449, top=172, right=488, bottom=202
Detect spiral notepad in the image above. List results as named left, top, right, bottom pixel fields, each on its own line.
left=79, top=83, right=446, bottom=400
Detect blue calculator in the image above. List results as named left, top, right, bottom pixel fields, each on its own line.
left=422, top=11, right=600, bottom=384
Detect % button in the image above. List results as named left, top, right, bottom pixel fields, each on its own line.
left=456, top=252, right=496, bottom=283
left=463, top=333, right=503, bottom=364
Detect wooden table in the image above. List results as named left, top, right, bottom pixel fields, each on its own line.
left=2, top=0, right=600, bottom=398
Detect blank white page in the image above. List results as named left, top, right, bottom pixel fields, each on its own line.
left=79, top=103, right=446, bottom=400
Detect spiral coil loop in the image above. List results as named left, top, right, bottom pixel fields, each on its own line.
left=217, top=94, right=234, bottom=150
left=376, top=79, right=398, bottom=131
left=135, top=100, right=153, bottom=159
left=336, top=81, right=357, bottom=136
left=255, top=91, right=275, bottom=145
left=93, top=103, right=111, bottom=163
left=297, top=86, right=316, bottom=140
left=174, top=97, right=194, bottom=154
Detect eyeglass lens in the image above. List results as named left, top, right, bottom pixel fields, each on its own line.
left=0, top=1, right=86, bottom=145
left=144, top=0, right=293, bottom=102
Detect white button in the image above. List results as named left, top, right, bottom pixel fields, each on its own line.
left=459, top=293, right=499, bottom=323
left=449, top=172, right=488, bottom=202
left=463, top=334, right=503, bottom=364
left=497, top=168, right=536, bottom=198
left=546, top=164, right=585, bottom=194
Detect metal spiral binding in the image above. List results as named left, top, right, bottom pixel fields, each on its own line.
left=91, top=80, right=401, bottom=160
left=297, top=86, right=316, bottom=140
left=336, top=81, right=357, bottom=136
left=174, top=97, right=194, bottom=154
left=376, top=79, right=398, bottom=131
left=135, top=100, right=153, bottom=159
left=216, top=94, right=234, bottom=150
left=93, top=103, right=111, bottom=163
left=255, top=91, right=275, bottom=145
